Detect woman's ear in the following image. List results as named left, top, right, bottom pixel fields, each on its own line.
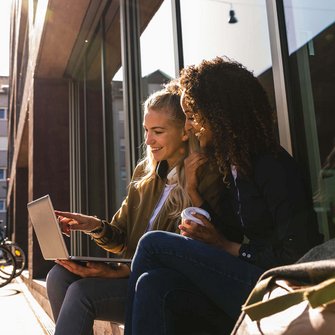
left=182, top=130, right=189, bottom=142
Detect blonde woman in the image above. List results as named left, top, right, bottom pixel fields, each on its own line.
left=46, top=82, right=224, bottom=335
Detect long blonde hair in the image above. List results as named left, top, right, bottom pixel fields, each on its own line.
left=134, top=81, right=191, bottom=220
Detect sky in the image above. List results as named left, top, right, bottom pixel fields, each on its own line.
left=0, top=0, right=11, bottom=76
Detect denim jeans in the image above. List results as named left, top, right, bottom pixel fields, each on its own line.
left=125, top=231, right=264, bottom=335
left=46, top=264, right=128, bottom=335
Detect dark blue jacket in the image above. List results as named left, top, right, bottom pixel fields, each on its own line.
left=203, top=147, right=323, bottom=270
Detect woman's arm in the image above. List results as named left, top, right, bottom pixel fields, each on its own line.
left=179, top=213, right=241, bottom=256
left=91, top=162, right=147, bottom=253
left=55, top=211, right=102, bottom=235
left=238, top=152, right=322, bottom=269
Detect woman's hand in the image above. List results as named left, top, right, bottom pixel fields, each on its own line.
left=55, top=211, right=102, bottom=235
left=179, top=213, right=220, bottom=244
left=184, top=152, right=208, bottom=206
left=55, top=260, right=130, bottom=278
left=179, top=213, right=241, bottom=257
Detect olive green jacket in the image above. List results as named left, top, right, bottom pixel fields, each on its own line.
left=92, top=160, right=224, bottom=258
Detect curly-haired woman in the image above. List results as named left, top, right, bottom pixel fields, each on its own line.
left=124, top=57, right=323, bottom=335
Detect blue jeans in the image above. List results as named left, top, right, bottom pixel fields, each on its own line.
left=125, top=231, right=264, bottom=335
left=46, top=264, right=128, bottom=335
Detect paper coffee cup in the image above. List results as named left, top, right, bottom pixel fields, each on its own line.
left=181, top=207, right=211, bottom=225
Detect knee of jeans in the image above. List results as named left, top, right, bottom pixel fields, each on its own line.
left=66, top=279, right=93, bottom=304
left=46, top=264, right=66, bottom=293
left=66, top=279, right=83, bottom=296
left=46, top=264, right=78, bottom=296
left=138, top=230, right=166, bottom=250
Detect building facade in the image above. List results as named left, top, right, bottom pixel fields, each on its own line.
left=0, top=76, right=9, bottom=238
left=7, top=0, right=335, bottom=331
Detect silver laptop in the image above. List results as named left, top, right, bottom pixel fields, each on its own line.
left=27, top=195, right=131, bottom=264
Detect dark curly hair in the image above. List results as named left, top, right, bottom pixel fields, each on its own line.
left=179, top=56, right=279, bottom=180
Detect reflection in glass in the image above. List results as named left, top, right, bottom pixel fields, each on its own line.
left=283, top=0, right=335, bottom=238
left=179, top=0, right=275, bottom=112
left=180, top=0, right=272, bottom=76
left=179, top=0, right=276, bottom=137
left=110, top=77, right=127, bottom=207
left=85, top=33, right=105, bottom=219
left=139, top=0, right=175, bottom=100
left=105, top=1, right=128, bottom=210
left=284, top=0, right=335, bottom=55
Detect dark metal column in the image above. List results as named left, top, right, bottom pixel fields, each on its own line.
left=120, top=0, right=143, bottom=179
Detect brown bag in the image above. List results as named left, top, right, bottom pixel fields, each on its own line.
left=231, top=259, right=335, bottom=335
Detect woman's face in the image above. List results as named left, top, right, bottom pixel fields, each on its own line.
left=180, top=92, right=213, bottom=149
left=144, top=108, right=188, bottom=168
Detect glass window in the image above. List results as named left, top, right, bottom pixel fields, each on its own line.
left=0, top=199, right=5, bottom=212
left=139, top=0, right=176, bottom=99
left=180, top=0, right=271, bottom=72
left=283, top=0, right=335, bottom=239
left=70, top=1, right=127, bottom=258
left=0, top=137, right=8, bottom=150
left=105, top=1, right=128, bottom=210
left=85, top=29, right=105, bottom=219
left=71, top=28, right=107, bottom=258
left=0, top=108, right=6, bottom=120
left=180, top=0, right=275, bottom=107
left=110, top=82, right=127, bottom=207
left=0, top=168, right=6, bottom=180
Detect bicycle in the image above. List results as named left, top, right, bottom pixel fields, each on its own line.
left=0, top=244, right=16, bottom=288
left=0, top=238, right=26, bottom=277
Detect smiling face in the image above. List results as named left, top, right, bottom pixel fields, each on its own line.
left=144, top=108, right=188, bottom=168
left=180, top=92, right=213, bottom=149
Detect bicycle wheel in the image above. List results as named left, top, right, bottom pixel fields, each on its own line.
left=5, top=242, right=26, bottom=277
left=0, top=246, right=16, bottom=288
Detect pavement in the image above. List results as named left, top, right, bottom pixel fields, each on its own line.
left=0, top=277, right=55, bottom=334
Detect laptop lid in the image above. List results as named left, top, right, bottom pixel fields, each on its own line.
left=28, top=195, right=69, bottom=260
left=27, top=195, right=131, bottom=263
